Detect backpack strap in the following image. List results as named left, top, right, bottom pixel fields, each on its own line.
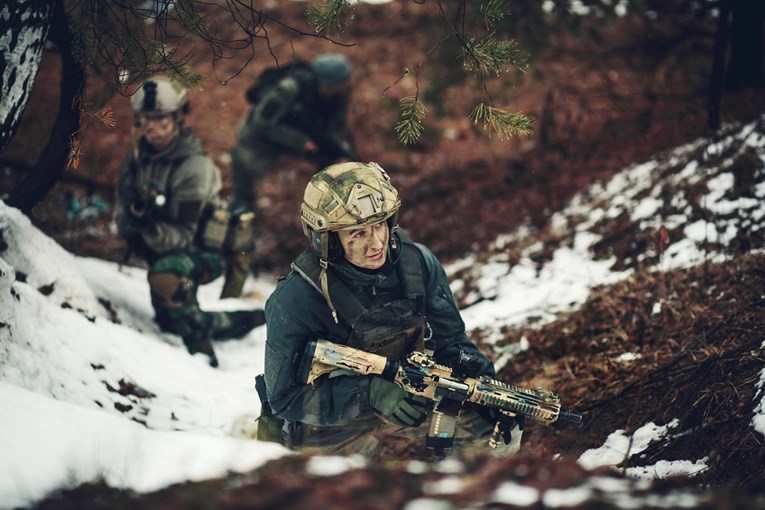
left=393, top=229, right=426, bottom=316
left=291, top=250, right=368, bottom=325
left=291, top=229, right=428, bottom=325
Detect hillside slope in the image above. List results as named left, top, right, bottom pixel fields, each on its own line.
left=17, top=115, right=765, bottom=510
left=5, top=1, right=757, bottom=274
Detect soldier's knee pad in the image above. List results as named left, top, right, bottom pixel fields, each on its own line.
left=148, top=271, right=195, bottom=308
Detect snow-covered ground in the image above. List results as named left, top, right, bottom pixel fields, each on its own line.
left=2, top=116, right=765, bottom=509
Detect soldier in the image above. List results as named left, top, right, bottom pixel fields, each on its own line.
left=114, top=75, right=265, bottom=368
left=221, top=53, right=359, bottom=299
left=259, top=162, right=523, bottom=458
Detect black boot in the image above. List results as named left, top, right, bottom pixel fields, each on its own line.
left=183, top=332, right=219, bottom=368
left=213, top=309, right=266, bottom=340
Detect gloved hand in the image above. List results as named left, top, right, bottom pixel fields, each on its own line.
left=123, top=201, right=153, bottom=232
left=492, top=411, right=525, bottom=445
left=369, top=377, right=430, bottom=427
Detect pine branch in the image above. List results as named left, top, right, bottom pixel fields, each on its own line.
left=174, top=0, right=209, bottom=34
left=306, top=0, right=352, bottom=38
left=395, top=95, right=428, bottom=145
left=480, top=0, right=512, bottom=26
left=469, top=102, right=535, bottom=140
left=462, top=32, right=530, bottom=75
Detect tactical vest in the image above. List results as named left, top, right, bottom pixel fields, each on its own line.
left=291, top=230, right=428, bottom=361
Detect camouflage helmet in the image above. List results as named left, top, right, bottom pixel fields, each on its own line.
left=130, top=75, right=190, bottom=117
left=301, top=162, right=401, bottom=323
left=301, top=161, right=401, bottom=236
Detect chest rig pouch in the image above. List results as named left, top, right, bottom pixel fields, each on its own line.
left=292, top=230, right=428, bottom=361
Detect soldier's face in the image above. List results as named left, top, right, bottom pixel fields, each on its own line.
left=337, top=222, right=388, bottom=270
left=137, top=114, right=178, bottom=150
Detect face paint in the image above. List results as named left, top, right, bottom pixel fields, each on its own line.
left=337, top=221, right=389, bottom=270
left=137, top=113, right=178, bottom=150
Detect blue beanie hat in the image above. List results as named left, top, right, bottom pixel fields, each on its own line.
left=312, top=53, right=353, bottom=87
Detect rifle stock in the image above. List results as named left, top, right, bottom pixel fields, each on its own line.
left=299, top=339, right=398, bottom=385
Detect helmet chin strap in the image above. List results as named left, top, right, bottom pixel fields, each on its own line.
left=319, top=231, right=340, bottom=324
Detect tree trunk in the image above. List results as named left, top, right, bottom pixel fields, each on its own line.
left=0, top=0, right=53, bottom=153
left=708, top=0, right=732, bottom=131
left=6, top=0, right=84, bottom=213
left=726, top=0, right=765, bottom=91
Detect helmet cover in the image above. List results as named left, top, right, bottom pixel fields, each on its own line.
left=301, top=161, right=401, bottom=236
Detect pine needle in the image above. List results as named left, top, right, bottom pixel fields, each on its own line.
left=67, top=136, right=82, bottom=170
left=306, top=0, right=352, bottom=38
left=462, top=32, right=529, bottom=75
left=469, top=102, right=535, bottom=140
left=480, top=0, right=512, bottom=25
left=395, top=96, right=427, bottom=145
left=93, top=105, right=116, bottom=128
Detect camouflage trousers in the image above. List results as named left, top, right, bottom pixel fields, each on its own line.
left=265, top=411, right=523, bottom=460
left=147, top=249, right=258, bottom=345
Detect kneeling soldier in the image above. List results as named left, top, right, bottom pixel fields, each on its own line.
left=114, top=75, right=265, bottom=367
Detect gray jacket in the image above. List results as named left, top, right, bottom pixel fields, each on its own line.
left=114, top=128, right=221, bottom=257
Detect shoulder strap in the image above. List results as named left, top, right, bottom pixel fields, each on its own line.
left=291, top=230, right=428, bottom=324
left=291, top=251, right=368, bottom=325
left=245, top=60, right=312, bottom=104
left=393, top=229, right=426, bottom=315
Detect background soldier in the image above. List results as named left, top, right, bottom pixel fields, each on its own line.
left=114, top=75, right=265, bottom=367
left=221, top=53, right=359, bottom=298
left=260, top=162, right=523, bottom=458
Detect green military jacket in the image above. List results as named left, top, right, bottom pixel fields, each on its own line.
left=238, top=66, right=356, bottom=159
left=263, top=231, right=495, bottom=428
left=114, top=128, right=221, bottom=259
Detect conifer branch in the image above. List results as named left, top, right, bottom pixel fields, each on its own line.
left=306, top=0, right=352, bottom=38
left=480, top=0, right=512, bottom=26
left=469, top=102, right=535, bottom=140
left=395, top=95, right=428, bottom=145
left=462, top=32, right=529, bottom=75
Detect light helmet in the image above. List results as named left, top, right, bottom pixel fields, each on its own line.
left=130, top=75, right=190, bottom=119
left=301, top=161, right=400, bottom=248
left=301, top=161, right=401, bottom=323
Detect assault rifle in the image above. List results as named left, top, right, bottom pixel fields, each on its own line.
left=298, top=339, right=582, bottom=456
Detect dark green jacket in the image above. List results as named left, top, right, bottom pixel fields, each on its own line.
left=263, top=232, right=495, bottom=427
left=238, top=66, right=357, bottom=160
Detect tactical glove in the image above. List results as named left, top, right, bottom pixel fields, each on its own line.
left=493, top=411, right=525, bottom=445
left=369, top=377, right=430, bottom=427
left=123, top=202, right=153, bottom=232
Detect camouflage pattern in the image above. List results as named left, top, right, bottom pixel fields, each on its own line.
left=300, top=162, right=401, bottom=234
left=149, top=250, right=258, bottom=342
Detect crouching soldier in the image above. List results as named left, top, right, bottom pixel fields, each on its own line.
left=220, top=53, right=359, bottom=299
left=258, top=162, right=523, bottom=458
left=114, top=75, right=265, bottom=367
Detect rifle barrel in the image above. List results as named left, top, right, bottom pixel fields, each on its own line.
left=559, top=409, right=583, bottom=424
